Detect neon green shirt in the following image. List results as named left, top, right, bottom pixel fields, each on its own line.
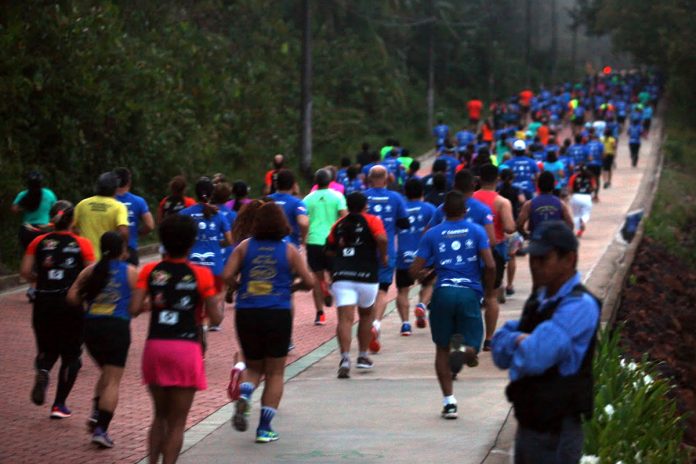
left=303, top=188, right=347, bottom=245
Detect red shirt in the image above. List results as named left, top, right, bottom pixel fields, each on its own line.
left=519, top=90, right=534, bottom=107
left=467, top=99, right=484, bottom=119
left=25, top=231, right=95, bottom=262
left=472, top=190, right=504, bottom=244
left=537, top=125, right=550, bottom=145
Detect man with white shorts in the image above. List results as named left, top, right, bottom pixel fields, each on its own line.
left=325, top=193, right=388, bottom=379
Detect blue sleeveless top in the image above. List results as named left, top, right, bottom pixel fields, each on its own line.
left=86, top=261, right=131, bottom=321
left=236, top=239, right=292, bottom=310
left=529, top=194, right=563, bottom=233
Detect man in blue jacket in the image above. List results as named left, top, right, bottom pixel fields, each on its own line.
left=492, top=221, right=600, bottom=464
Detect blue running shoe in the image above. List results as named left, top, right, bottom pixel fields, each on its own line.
left=400, top=321, right=412, bottom=336
left=92, top=427, right=114, bottom=448
left=255, top=429, right=279, bottom=443
left=50, top=404, right=72, bottom=419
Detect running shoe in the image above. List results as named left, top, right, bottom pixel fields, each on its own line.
left=87, top=409, right=99, bottom=432
left=603, top=182, right=611, bottom=189
left=369, top=327, right=381, bottom=353
left=31, top=369, right=49, bottom=406
left=448, top=334, right=478, bottom=376
left=505, top=286, right=515, bottom=296
left=208, top=325, right=221, bottom=332
left=314, top=312, right=326, bottom=326
left=255, top=429, right=279, bottom=443
left=337, top=358, right=350, bottom=379
left=356, top=356, right=374, bottom=369
left=232, top=397, right=250, bottom=432
left=414, top=303, right=427, bottom=329
left=400, top=322, right=412, bottom=336
left=227, top=362, right=245, bottom=402
left=91, top=427, right=114, bottom=448
left=50, top=404, right=72, bottom=419
left=482, top=339, right=492, bottom=352
left=320, top=280, right=333, bottom=307
left=441, top=403, right=458, bottom=420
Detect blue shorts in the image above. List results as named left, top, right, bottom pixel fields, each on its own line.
left=378, top=256, right=396, bottom=286
left=429, top=287, right=483, bottom=350
left=494, top=241, right=509, bottom=264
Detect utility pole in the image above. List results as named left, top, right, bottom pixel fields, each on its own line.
left=525, top=0, right=531, bottom=85
left=426, top=0, right=435, bottom=134
left=550, top=0, right=558, bottom=80
left=299, top=0, right=313, bottom=180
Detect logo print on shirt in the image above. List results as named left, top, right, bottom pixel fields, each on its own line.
left=465, top=239, right=474, bottom=249
left=451, top=240, right=461, bottom=251
left=199, top=222, right=207, bottom=230
left=151, top=271, right=171, bottom=286
left=374, top=204, right=383, bottom=213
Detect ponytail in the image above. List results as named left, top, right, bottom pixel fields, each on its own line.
left=49, top=200, right=74, bottom=231
left=80, top=232, right=124, bottom=303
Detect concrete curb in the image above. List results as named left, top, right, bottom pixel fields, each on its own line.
left=583, top=103, right=667, bottom=325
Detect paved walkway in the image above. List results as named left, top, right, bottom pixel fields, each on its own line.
left=0, top=120, right=659, bottom=464
left=175, top=122, right=661, bottom=463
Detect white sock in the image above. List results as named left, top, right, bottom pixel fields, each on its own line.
left=373, top=320, right=381, bottom=331
left=234, top=362, right=246, bottom=371
left=358, top=351, right=368, bottom=358
left=443, top=395, right=457, bottom=406
left=341, top=352, right=350, bottom=361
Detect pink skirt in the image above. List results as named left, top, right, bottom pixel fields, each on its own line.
left=142, top=339, right=207, bottom=390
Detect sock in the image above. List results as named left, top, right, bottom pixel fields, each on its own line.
left=443, top=395, right=457, bottom=406
left=258, top=406, right=276, bottom=431
left=96, top=409, right=114, bottom=431
left=239, top=382, right=255, bottom=400
left=54, top=358, right=81, bottom=405
left=358, top=351, right=368, bottom=359
left=234, top=362, right=246, bottom=371
left=341, top=352, right=350, bottom=361
left=372, top=320, right=381, bottom=331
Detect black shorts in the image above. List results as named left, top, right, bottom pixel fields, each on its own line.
left=643, top=119, right=651, bottom=131
left=469, top=117, right=480, bottom=126
left=85, top=318, right=131, bottom=367
left=306, top=244, right=329, bottom=272
left=126, top=247, right=139, bottom=266
left=32, top=296, right=84, bottom=363
left=18, top=225, right=44, bottom=253
left=588, top=165, right=601, bottom=179
left=235, top=309, right=292, bottom=360
left=617, top=115, right=626, bottom=125
left=602, top=155, right=615, bottom=171
left=395, top=269, right=414, bottom=289
left=629, top=143, right=641, bottom=157
left=492, top=248, right=506, bottom=289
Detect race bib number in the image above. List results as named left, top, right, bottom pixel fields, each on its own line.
left=158, top=310, right=179, bottom=326
left=48, top=269, right=64, bottom=280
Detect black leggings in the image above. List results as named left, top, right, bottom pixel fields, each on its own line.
left=33, top=296, right=84, bottom=405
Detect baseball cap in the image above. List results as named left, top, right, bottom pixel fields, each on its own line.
left=524, top=221, right=578, bottom=257
left=513, top=139, right=526, bottom=151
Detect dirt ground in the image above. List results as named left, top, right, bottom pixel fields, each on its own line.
left=616, top=236, right=696, bottom=447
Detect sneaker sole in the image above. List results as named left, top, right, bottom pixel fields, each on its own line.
left=356, top=363, right=373, bottom=370
left=401, top=331, right=411, bottom=336
left=337, top=366, right=350, bottom=379
left=442, top=412, right=458, bottom=420
left=416, top=319, right=427, bottom=329
left=50, top=412, right=71, bottom=419
left=255, top=435, right=279, bottom=443
left=232, top=398, right=249, bottom=432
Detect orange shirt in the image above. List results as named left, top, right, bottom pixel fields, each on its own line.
left=467, top=99, right=483, bottom=119
left=519, top=90, right=533, bottom=107
left=537, top=124, right=550, bottom=145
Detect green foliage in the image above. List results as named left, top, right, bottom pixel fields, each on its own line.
left=583, top=327, right=690, bottom=463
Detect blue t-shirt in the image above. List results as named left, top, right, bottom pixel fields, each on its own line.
left=336, top=168, right=349, bottom=186
left=437, top=154, right=460, bottom=185
left=506, top=156, right=539, bottom=195
left=427, top=197, right=494, bottom=230
left=268, top=192, right=307, bottom=246
left=215, top=204, right=237, bottom=263
left=343, top=178, right=365, bottom=195
left=628, top=124, right=642, bottom=144
left=379, top=157, right=404, bottom=184
left=568, top=144, right=588, bottom=167
left=416, top=219, right=490, bottom=296
left=433, top=124, right=449, bottom=147
left=397, top=200, right=436, bottom=270
left=179, top=203, right=231, bottom=276
left=455, top=130, right=476, bottom=149
left=116, top=192, right=150, bottom=250
left=364, top=187, right=408, bottom=258
left=585, top=140, right=604, bottom=167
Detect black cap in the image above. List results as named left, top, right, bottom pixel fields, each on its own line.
left=524, top=221, right=578, bottom=256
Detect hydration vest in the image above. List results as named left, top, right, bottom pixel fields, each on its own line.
left=505, top=284, right=600, bottom=432
left=147, top=261, right=201, bottom=341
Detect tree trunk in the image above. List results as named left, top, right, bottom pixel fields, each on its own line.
left=426, top=0, right=435, bottom=134
left=550, top=0, right=558, bottom=81
left=525, top=0, right=531, bottom=85
left=571, top=25, right=577, bottom=78
left=299, top=0, right=313, bottom=180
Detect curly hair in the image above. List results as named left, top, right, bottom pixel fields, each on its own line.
left=251, top=202, right=291, bottom=241
left=231, top=199, right=264, bottom=244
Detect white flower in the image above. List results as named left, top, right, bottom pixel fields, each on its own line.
left=627, top=362, right=638, bottom=371
left=580, top=456, right=600, bottom=464
left=620, top=358, right=626, bottom=368
left=604, top=404, right=615, bottom=418
left=643, top=374, right=654, bottom=385
left=616, top=461, right=624, bottom=464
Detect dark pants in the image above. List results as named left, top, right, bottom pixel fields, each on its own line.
left=629, top=143, right=641, bottom=167
left=514, top=416, right=583, bottom=464
left=126, top=246, right=139, bottom=266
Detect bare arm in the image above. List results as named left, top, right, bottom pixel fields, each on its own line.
left=117, top=225, right=129, bottom=242
left=497, top=197, right=516, bottom=234
left=66, top=264, right=95, bottom=306
left=288, top=245, right=314, bottom=291
left=297, top=215, right=309, bottom=245
left=20, top=255, right=36, bottom=283
left=561, top=202, right=574, bottom=229
left=484, top=223, right=496, bottom=249
left=140, top=212, right=155, bottom=236
left=516, top=201, right=531, bottom=236
left=409, top=256, right=427, bottom=281
left=220, top=230, right=233, bottom=248
left=480, top=247, right=496, bottom=298
left=375, top=233, right=388, bottom=267
left=338, top=209, right=348, bottom=218
left=222, top=239, right=248, bottom=290
left=129, top=288, right=148, bottom=317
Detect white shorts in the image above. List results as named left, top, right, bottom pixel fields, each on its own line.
left=331, top=281, right=379, bottom=309
left=570, top=193, right=593, bottom=230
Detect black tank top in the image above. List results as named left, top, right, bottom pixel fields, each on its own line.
left=146, top=261, right=201, bottom=341
left=34, top=232, right=86, bottom=295
left=329, top=213, right=379, bottom=283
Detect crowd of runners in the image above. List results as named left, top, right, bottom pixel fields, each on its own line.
left=10, top=69, right=660, bottom=462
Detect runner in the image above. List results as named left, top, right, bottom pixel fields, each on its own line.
left=130, top=214, right=222, bottom=464
left=268, top=170, right=309, bottom=249
left=585, top=131, right=604, bottom=201
left=517, top=172, right=574, bottom=238
left=355, top=142, right=372, bottom=169
left=505, top=140, right=539, bottom=200
left=73, top=171, right=129, bottom=260
left=114, top=167, right=154, bottom=266
left=628, top=120, right=643, bottom=167
left=409, top=191, right=496, bottom=419
left=601, top=129, right=617, bottom=188
left=223, top=202, right=313, bottom=443
left=263, top=154, right=285, bottom=195
left=466, top=98, right=484, bottom=128
left=342, top=165, right=365, bottom=195
left=157, top=175, right=196, bottom=223
left=67, top=231, right=137, bottom=448
left=303, top=169, right=347, bottom=325
left=472, top=164, right=516, bottom=317
left=179, top=177, right=232, bottom=331
left=433, top=119, right=450, bottom=150
left=227, top=181, right=252, bottom=213
left=395, top=179, right=436, bottom=335
left=497, top=169, right=526, bottom=297
left=324, top=192, right=387, bottom=378
left=12, top=171, right=57, bottom=302
left=364, top=166, right=409, bottom=351
left=568, top=166, right=596, bottom=237
left=20, top=200, right=95, bottom=418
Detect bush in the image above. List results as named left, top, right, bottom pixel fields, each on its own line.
left=582, top=327, right=689, bottom=463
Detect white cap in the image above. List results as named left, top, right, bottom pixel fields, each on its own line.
left=513, top=139, right=526, bottom=151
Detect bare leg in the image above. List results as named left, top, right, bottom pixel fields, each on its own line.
left=336, top=306, right=355, bottom=353
left=99, top=365, right=124, bottom=413
left=506, top=255, right=516, bottom=290
left=357, top=306, right=374, bottom=352
left=483, top=297, right=500, bottom=341
left=435, top=346, right=453, bottom=396
left=148, top=386, right=168, bottom=464
left=419, top=282, right=433, bottom=305
left=162, top=387, right=195, bottom=464
left=374, top=289, right=388, bottom=322
left=260, top=357, right=286, bottom=409
left=396, top=287, right=410, bottom=322
left=311, top=271, right=325, bottom=315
